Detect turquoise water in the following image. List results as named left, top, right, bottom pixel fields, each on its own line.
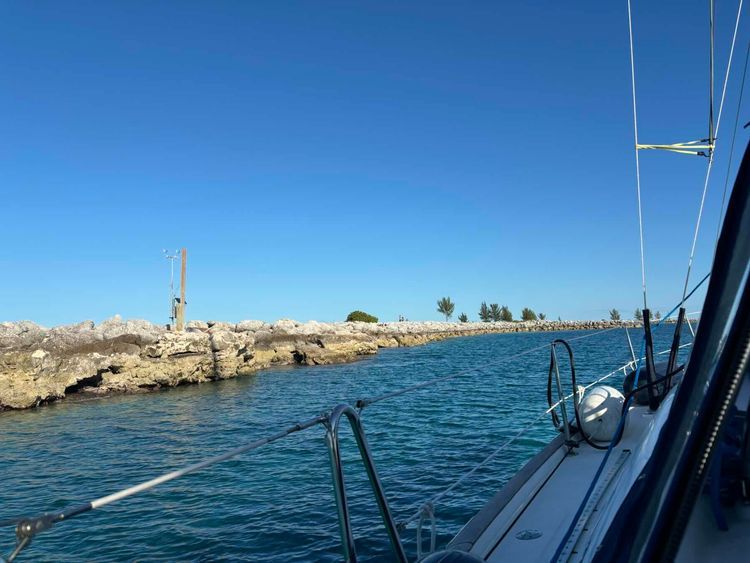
left=0, top=328, right=686, bottom=561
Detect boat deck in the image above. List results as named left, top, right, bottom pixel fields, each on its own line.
left=449, top=383, right=750, bottom=562
left=449, top=405, right=656, bottom=561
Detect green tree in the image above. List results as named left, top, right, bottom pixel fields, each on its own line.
left=458, top=312, right=468, bottom=323
left=655, top=311, right=661, bottom=321
left=634, top=309, right=643, bottom=321
left=538, top=313, right=547, bottom=320
left=609, top=308, right=621, bottom=321
left=500, top=305, right=513, bottom=322
left=346, top=310, right=378, bottom=323
left=436, top=297, right=455, bottom=321
left=479, top=302, right=491, bottom=322
left=489, top=303, right=502, bottom=321
left=521, top=307, right=538, bottom=321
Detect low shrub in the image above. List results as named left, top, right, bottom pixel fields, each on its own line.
left=346, top=310, right=378, bottom=323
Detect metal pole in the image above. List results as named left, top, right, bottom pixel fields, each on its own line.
left=170, top=255, right=175, bottom=325
left=551, top=346, right=572, bottom=444
left=177, top=248, right=187, bottom=331
left=625, top=326, right=637, bottom=364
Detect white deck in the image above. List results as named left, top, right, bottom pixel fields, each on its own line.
left=451, top=405, right=659, bottom=561
left=450, top=386, right=750, bottom=562
left=478, top=407, right=653, bottom=562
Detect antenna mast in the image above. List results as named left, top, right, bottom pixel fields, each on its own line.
left=163, top=249, right=179, bottom=328
left=709, top=0, right=716, bottom=153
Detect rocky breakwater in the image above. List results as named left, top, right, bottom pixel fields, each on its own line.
left=0, top=317, right=635, bottom=410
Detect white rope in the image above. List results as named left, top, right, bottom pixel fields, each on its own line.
left=627, top=0, right=648, bottom=310
left=682, top=0, right=744, bottom=303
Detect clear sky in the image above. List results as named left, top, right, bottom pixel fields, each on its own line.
left=1, top=1, right=746, bottom=326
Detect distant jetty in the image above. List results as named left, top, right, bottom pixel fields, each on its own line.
left=0, top=317, right=639, bottom=410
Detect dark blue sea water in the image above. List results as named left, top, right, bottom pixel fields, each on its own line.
left=0, top=327, right=688, bottom=562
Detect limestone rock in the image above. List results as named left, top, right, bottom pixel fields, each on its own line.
left=272, top=319, right=298, bottom=333
left=236, top=320, right=265, bottom=332
left=187, top=320, right=209, bottom=332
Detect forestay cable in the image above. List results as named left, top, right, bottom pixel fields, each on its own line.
left=627, top=0, right=648, bottom=310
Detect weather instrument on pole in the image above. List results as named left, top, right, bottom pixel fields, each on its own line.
left=163, top=249, right=186, bottom=330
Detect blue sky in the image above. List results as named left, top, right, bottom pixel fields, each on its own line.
left=1, top=1, right=746, bottom=326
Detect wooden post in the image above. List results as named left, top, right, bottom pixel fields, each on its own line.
left=176, top=248, right=187, bottom=331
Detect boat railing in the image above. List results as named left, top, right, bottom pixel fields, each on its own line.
left=324, top=403, right=408, bottom=563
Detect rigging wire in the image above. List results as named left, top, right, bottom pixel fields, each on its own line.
left=710, top=0, right=716, bottom=148
left=626, top=0, right=648, bottom=310
left=715, top=39, right=750, bottom=246
left=681, top=0, right=744, bottom=304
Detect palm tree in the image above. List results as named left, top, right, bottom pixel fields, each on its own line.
left=437, top=297, right=455, bottom=321
left=458, top=312, right=468, bottom=322
left=634, top=309, right=643, bottom=321
left=539, top=313, right=547, bottom=320
left=610, top=308, right=621, bottom=321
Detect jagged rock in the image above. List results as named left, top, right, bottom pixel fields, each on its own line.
left=0, top=321, right=48, bottom=350
left=207, top=321, right=236, bottom=332
left=30, top=349, right=49, bottom=370
left=97, top=317, right=162, bottom=345
left=210, top=330, right=240, bottom=352
left=236, top=320, right=266, bottom=332
left=142, top=332, right=210, bottom=358
left=187, top=320, right=209, bottom=332
left=273, top=319, right=298, bottom=333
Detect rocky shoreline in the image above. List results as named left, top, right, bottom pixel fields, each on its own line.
left=0, top=317, right=638, bottom=411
